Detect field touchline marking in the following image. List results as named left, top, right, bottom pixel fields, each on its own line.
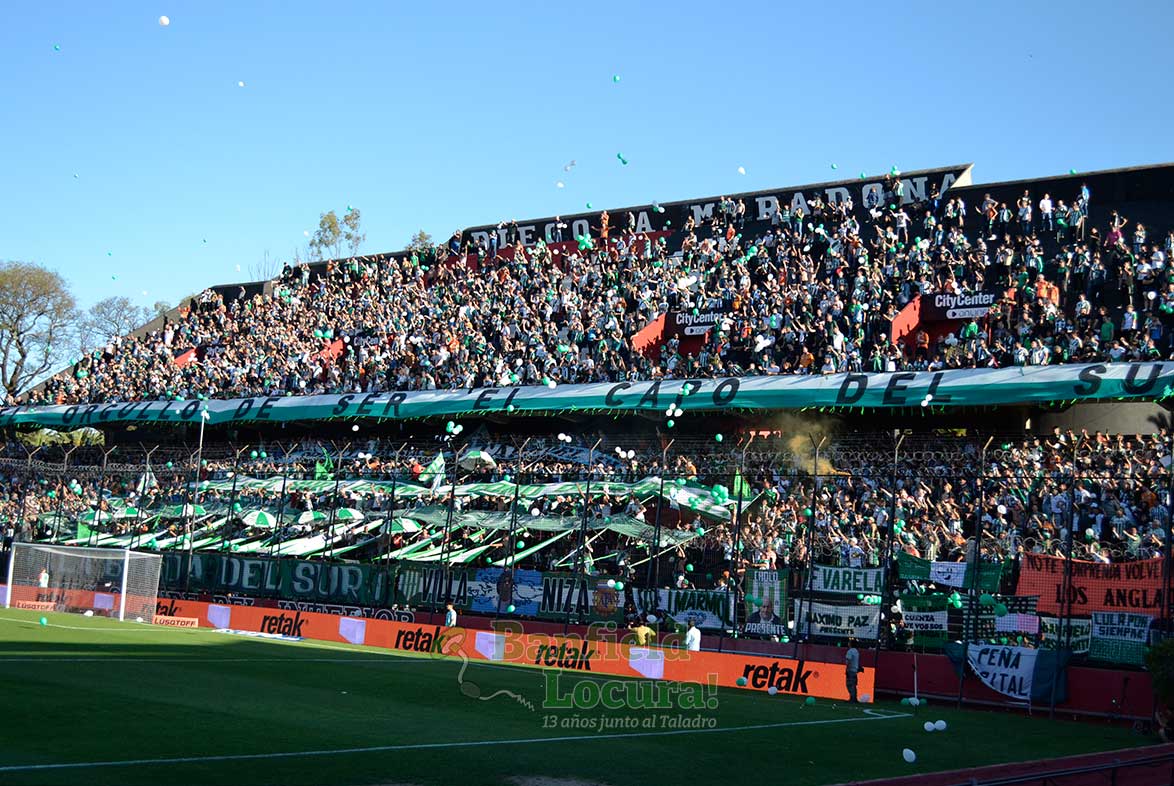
left=0, top=712, right=910, bottom=773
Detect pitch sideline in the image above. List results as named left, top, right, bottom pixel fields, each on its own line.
left=0, top=711, right=910, bottom=773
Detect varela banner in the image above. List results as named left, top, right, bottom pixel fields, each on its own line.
left=5, top=362, right=1174, bottom=427
left=1017, top=554, right=1166, bottom=614
left=809, top=565, right=884, bottom=595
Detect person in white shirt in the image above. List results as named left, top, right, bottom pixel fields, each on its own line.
left=444, top=603, right=457, bottom=627
left=1039, top=194, right=1054, bottom=232
left=685, top=620, right=701, bottom=651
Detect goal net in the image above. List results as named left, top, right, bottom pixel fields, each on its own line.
left=4, top=543, right=162, bottom=622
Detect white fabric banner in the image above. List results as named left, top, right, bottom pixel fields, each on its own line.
left=929, top=562, right=968, bottom=587
left=793, top=600, right=879, bottom=639
left=966, top=644, right=1037, bottom=701
left=903, top=610, right=948, bottom=632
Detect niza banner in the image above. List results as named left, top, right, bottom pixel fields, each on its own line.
left=5, top=362, right=1173, bottom=427
left=793, top=600, right=879, bottom=640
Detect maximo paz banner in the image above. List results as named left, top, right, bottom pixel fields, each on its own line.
left=4, top=363, right=1173, bottom=427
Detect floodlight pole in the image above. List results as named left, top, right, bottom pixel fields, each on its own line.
left=96, top=446, right=117, bottom=548
left=326, top=441, right=350, bottom=560
left=566, top=438, right=602, bottom=633
left=647, top=439, right=674, bottom=589
left=957, top=436, right=992, bottom=709
left=272, top=444, right=289, bottom=559
left=730, top=435, right=753, bottom=641
left=798, top=436, right=827, bottom=643
left=184, top=408, right=210, bottom=589
left=437, top=438, right=463, bottom=615
left=15, top=446, right=41, bottom=547
left=1049, top=437, right=1081, bottom=719
left=224, top=445, right=249, bottom=552
left=52, top=446, right=78, bottom=544
left=876, top=432, right=905, bottom=657
left=499, top=437, right=531, bottom=618
left=381, top=442, right=409, bottom=604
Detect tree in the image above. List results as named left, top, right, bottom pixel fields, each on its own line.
left=407, top=230, right=433, bottom=252
left=152, top=301, right=173, bottom=320
left=309, top=211, right=343, bottom=260
left=0, top=261, right=76, bottom=398
left=343, top=209, right=365, bottom=255
left=249, top=250, right=283, bottom=281
left=79, top=296, right=151, bottom=350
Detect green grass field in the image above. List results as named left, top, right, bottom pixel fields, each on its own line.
left=0, top=609, right=1154, bottom=786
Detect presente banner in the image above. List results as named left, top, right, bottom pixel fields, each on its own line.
left=966, top=644, right=1037, bottom=701
left=7, top=362, right=1174, bottom=427
left=1039, top=615, right=1092, bottom=654
left=1017, top=554, right=1166, bottom=614
left=1089, top=612, right=1152, bottom=665
left=744, top=569, right=788, bottom=637
left=809, top=565, right=884, bottom=595
left=793, top=600, right=879, bottom=640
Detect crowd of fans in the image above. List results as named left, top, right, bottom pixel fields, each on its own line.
left=2, top=428, right=1170, bottom=582
left=19, top=175, right=1174, bottom=406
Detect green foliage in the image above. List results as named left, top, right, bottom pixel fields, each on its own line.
left=0, top=261, right=75, bottom=397
left=1146, top=637, right=1174, bottom=706
left=308, top=211, right=343, bottom=260
left=342, top=209, right=365, bottom=254
left=407, top=229, right=433, bottom=252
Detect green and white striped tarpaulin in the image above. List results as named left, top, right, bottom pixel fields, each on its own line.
left=6, top=364, right=1172, bottom=427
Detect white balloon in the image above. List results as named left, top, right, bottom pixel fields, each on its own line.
left=767, top=686, right=778, bottom=696
left=934, top=720, right=947, bottom=731
left=159, top=15, right=170, bottom=26
left=237, top=81, right=246, bottom=88
left=902, top=749, right=916, bottom=764
left=909, top=697, right=920, bottom=707
left=646, top=614, right=657, bottom=623
left=860, top=694, right=871, bottom=703
left=923, top=721, right=935, bottom=732
left=737, top=166, right=746, bottom=175
left=83, top=610, right=94, bottom=617
left=997, top=504, right=1007, bottom=515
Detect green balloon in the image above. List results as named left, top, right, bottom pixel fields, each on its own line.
left=714, top=434, right=723, bottom=443
left=805, top=697, right=816, bottom=705
left=506, top=604, right=516, bottom=613
left=614, top=581, right=624, bottom=591
left=250, top=451, right=258, bottom=459
left=736, top=677, right=748, bottom=687
left=685, top=563, right=693, bottom=572
left=516, top=540, right=525, bottom=549
left=40, top=616, right=48, bottom=626
left=994, top=603, right=1008, bottom=617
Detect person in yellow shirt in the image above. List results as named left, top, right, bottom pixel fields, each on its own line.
left=629, top=619, right=655, bottom=646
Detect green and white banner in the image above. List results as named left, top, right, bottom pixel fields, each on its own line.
left=9, top=362, right=1173, bottom=427
left=810, top=565, right=884, bottom=595
left=1039, top=615, right=1092, bottom=654
left=1089, top=612, right=1151, bottom=665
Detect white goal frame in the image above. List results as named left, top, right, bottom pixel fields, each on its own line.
left=4, top=543, right=162, bottom=622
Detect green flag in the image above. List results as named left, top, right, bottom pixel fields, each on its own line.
left=315, top=447, right=334, bottom=480
left=76, top=522, right=93, bottom=541
left=419, top=453, right=446, bottom=491
left=732, top=469, right=753, bottom=501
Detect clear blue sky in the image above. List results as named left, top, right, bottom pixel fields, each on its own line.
left=2, top=1, right=1171, bottom=312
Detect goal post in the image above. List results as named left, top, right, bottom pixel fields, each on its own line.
left=4, top=543, right=162, bottom=622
